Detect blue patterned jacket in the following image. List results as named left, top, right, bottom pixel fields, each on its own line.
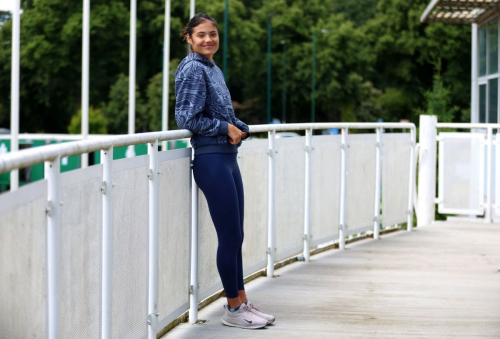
left=175, top=53, right=250, bottom=155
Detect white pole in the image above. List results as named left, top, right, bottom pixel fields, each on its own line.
left=190, top=0, right=195, bottom=18
left=471, top=24, right=479, bottom=123
left=45, top=157, right=61, bottom=339
left=10, top=0, right=20, bottom=191
left=161, top=0, right=171, bottom=152
left=267, top=130, right=276, bottom=277
left=417, top=115, right=437, bottom=227
left=127, top=0, right=137, bottom=157
left=189, top=150, right=199, bottom=323
left=81, top=0, right=90, bottom=168
left=147, top=140, right=159, bottom=338
left=339, top=128, right=348, bottom=250
left=485, top=127, right=493, bottom=223
left=303, top=129, right=312, bottom=261
left=407, top=127, right=416, bottom=231
left=373, top=128, right=382, bottom=239
left=101, top=147, right=114, bottom=339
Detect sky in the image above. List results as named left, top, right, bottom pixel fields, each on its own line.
left=0, top=0, right=13, bottom=12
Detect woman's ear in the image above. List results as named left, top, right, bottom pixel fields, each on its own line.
left=186, top=34, right=193, bottom=46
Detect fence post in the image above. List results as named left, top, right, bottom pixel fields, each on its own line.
left=485, top=127, right=493, bottom=223
left=189, top=148, right=199, bottom=323
left=373, top=128, right=382, bottom=239
left=147, top=140, right=159, bottom=338
left=101, top=147, right=114, bottom=339
left=267, top=130, right=276, bottom=277
left=45, top=157, right=61, bottom=339
left=339, top=128, right=348, bottom=250
left=417, top=115, right=437, bottom=227
left=407, top=127, right=417, bottom=231
left=303, top=128, right=313, bottom=261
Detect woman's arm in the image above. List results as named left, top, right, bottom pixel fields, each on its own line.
left=175, top=62, right=228, bottom=136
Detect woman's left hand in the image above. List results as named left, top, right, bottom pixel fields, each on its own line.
left=241, top=132, right=248, bottom=139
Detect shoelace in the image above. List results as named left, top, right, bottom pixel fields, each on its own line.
left=249, top=303, right=262, bottom=312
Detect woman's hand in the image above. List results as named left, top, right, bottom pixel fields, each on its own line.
left=227, top=123, right=243, bottom=144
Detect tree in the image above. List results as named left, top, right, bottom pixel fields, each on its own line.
left=67, top=107, right=107, bottom=134
left=100, top=73, right=148, bottom=134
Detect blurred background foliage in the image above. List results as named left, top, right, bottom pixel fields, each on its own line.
left=0, top=0, right=471, bottom=134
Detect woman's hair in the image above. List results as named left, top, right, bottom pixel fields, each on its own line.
left=180, top=13, right=218, bottom=39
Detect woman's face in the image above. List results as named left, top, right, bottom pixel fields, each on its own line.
left=187, top=21, right=219, bottom=60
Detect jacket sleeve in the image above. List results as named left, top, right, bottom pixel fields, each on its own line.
left=175, top=63, right=228, bottom=136
left=234, top=118, right=251, bottom=140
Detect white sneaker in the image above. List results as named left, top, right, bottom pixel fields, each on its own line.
left=221, top=305, right=268, bottom=329
left=246, top=301, right=275, bottom=325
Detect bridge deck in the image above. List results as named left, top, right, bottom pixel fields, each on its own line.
left=163, top=222, right=500, bottom=338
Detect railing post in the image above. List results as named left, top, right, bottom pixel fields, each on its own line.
left=417, top=115, right=437, bottom=227
left=267, top=130, right=276, bottom=277
left=407, top=127, right=417, bottom=231
left=303, top=128, right=313, bottom=261
left=485, top=127, right=493, bottom=223
left=339, top=128, right=348, bottom=250
left=101, top=147, right=114, bottom=339
left=45, top=157, right=61, bottom=339
left=189, top=148, right=199, bottom=323
left=147, top=140, right=159, bottom=338
left=373, top=128, right=382, bottom=240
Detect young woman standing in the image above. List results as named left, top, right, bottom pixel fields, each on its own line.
left=175, top=13, right=275, bottom=329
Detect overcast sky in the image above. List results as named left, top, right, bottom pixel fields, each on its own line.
left=0, top=0, right=13, bottom=12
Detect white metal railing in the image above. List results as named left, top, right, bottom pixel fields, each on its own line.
left=0, top=122, right=416, bottom=339
left=417, top=116, right=500, bottom=225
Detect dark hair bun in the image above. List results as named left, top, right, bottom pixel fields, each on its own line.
left=180, top=12, right=218, bottom=38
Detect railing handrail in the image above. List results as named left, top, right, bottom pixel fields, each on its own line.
left=436, top=122, right=500, bottom=129
left=0, top=122, right=416, bottom=175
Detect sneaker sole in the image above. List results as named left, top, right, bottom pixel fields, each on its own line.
left=221, top=318, right=266, bottom=329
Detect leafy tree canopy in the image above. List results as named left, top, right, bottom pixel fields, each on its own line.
left=0, top=0, right=472, bottom=134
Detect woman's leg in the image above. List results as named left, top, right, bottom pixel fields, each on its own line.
left=231, top=161, right=247, bottom=302
left=193, top=154, right=243, bottom=308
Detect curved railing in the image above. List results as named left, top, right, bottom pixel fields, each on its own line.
left=0, top=122, right=416, bottom=339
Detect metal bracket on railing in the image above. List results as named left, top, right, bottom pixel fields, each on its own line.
left=147, top=313, right=158, bottom=327
left=147, top=169, right=154, bottom=180
left=45, top=199, right=53, bottom=216
left=100, top=181, right=107, bottom=195
left=304, top=145, right=314, bottom=153
left=375, top=142, right=382, bottom=148
left=406, top=209, right=412, bottom=215
left=189, top=284, right=195, bottom=295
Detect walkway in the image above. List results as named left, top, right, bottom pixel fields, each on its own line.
left=163, top=221, right=500, bottom=338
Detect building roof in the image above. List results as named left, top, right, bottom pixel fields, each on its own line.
left=421, top=0, right=500, bottom=24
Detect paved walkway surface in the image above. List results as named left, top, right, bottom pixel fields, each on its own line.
left=163, top=222, right=500, bottom=338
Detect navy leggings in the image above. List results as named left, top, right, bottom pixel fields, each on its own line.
left=193, top=153, right=244, bottom=298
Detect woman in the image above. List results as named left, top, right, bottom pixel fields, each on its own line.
left=175, top=13, right=275, bottom=329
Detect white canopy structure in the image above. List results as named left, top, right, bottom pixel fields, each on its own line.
left=421, top=0, right=500, bottom=24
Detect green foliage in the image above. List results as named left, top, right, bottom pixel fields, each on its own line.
left=67, top=107, right=108, bottom=135
left=331, top=0, right=379, bottom=26
left=0, top=0, right=474, bottom=134
left=144, top=60, right=178, bottom=131
left=419, top=74, right=459, bottom=123
left=100, top=73, right=147, bottom=134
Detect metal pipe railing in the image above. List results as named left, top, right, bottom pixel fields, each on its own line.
left=0, top=122, right=417, bottom=336
left=419, top=120, right=499, bottom=225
